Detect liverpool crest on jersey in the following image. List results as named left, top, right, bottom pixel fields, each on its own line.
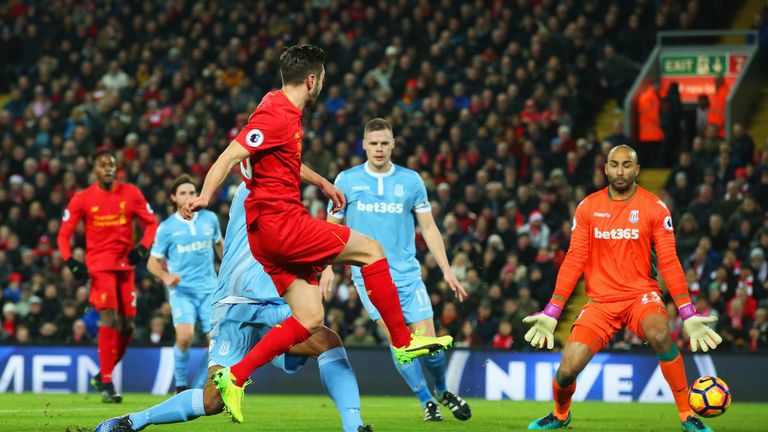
left=629, top=209, right=639, bottom=224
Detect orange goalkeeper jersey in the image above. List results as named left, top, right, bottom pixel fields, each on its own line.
left=550, top=185, right=691, bottom=308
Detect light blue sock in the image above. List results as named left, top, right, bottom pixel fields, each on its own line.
left=422, top=350, right=448, bottom=396
left=192, top=348, right=209, bottom=389
left=128, top=389, right=205, bottom=430
left=173, top=345, right=189, bottom=388
left=318, top=347, right=363, bottom=432
left=389, top=346, right=434, bottom=407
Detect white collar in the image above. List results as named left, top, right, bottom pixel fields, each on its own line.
left=364, top=162, right=395, bottom=178
left=175, top=212, right=197, bottom=223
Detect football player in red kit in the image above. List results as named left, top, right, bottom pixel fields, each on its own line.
left=182, top=44, right=454, bottom=423
left=57, top=149, right=158, bottom=403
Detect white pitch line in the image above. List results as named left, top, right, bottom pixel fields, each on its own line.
left=0, top=407, right=114, bottom=414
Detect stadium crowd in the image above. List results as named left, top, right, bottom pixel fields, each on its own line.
left=1, top=0, right=766, bottom=354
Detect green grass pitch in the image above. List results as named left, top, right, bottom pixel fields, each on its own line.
left=0, top=393, right=765, bottom=431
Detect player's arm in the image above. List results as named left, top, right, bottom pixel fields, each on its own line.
left=214, top=238, right=224, bottom=261
left=182, top=140, right=249, bottom=219
left=653, top=205, right=722, bottom=352
left=301, top=163, right=345, bottom=212
left=56, top=194, right=88, bottom=278
left=147, top=256, right=180, bottom=287
left=416, top=208, right=468, bottom=302
left=148, top=225, right=180, bottom=287
left=523, top=200, right=590, bottom=349
left=128, top=186, right=159, bottom=265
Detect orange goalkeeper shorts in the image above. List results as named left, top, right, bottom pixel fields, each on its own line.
left=568, top=291, right=668, bottom=354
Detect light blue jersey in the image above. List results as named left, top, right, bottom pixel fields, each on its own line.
left=329, top=163, right=431, bottom=286
left=212, top=182, right=281, bottom=304
left=150, top=210, right=221, bottom=295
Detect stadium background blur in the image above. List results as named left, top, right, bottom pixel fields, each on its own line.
left=0, top=0, right=767, bottom=357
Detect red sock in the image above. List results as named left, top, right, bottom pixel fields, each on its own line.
left=98, top=327, right=120, bottom=383
left=660, top=353, right=694, bottom=421
left=230, top=316, right=310, bottom=386
left=361, top=258, right=411, bottom=348
left=115, top=331, right=133, bottom=364
left=553, top=376, right=576, bottom=420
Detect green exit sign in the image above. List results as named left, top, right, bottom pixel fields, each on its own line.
left=661, top=55, right=727, bottom=75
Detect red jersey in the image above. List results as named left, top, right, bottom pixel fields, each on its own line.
left=57, top=181, right=158, bottom=272
left=551, top=186, right=690, bottom=308
left=233, top=90, right=306, bottom=228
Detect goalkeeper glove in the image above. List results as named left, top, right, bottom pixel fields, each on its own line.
left=128, top=245, right=149, bottom=265
left=66, top=258, right=88, bottom=279
left=679, top=303, right=722, bottom=352
left=522, top=302, right=562, bottom=349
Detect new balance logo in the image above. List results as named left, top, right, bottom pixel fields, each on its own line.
left=356, top=201, right=404, bottom=214
left=594, top=228, right=640, bottom=240
left=176, top=240, right=212, bottom=253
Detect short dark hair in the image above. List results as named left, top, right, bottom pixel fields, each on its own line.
left=279, top=44, right=326, bottom=85
left=170, top=174, right=196, bottom=196
left=364, top=118, right=393, bottom=136
left=90, top=148, right=115, bottom=164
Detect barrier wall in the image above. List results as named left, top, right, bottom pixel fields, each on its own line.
left=0, top=346, right=765, bottom=401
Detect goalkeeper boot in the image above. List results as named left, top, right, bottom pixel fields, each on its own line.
left=392, top=334, right=453, bottom=364
left=212, top=367, right=251, bottom=423
left=681, top=415, right=713, bottom=432
left=528, top=412, right=571, bottom=430
left=102, top=382, right=123, bottom=404
left=90, top=372, right=104, bottom=392
left=94, top=415, right=134, bottom=432
left=438, top=390, right=472, bottom=420
left=357, top=426, right=374, bottom=432
left=424, top=401, right=444, bottom=422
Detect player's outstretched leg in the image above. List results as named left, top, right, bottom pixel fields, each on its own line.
left=95, top=368, right=224, bottom=431
left=529, top=341, right=590, bottom=430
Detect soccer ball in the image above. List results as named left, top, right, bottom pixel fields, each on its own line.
left=688, top=376, right=732, bottom=418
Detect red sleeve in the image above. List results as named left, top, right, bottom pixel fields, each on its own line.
left=550, top=199, right=591, bottom=308
left=651, top=201, right=691, bottom=308
left=233, top=110, right=289, bottom=154
left=131, top=186, right=159, bottom=249
left=56, top=192, right=85, bottom=261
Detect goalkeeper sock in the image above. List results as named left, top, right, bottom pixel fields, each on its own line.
left=422, top=350, right=448, bottom=396
left=318, top=347, right=364, bottom=432
left=553, top=372, right=576, bottom=421
left=173, top=345, right=190, bottom=388
left=230, top=316, right=310, bottom=386
left=129, top=388, right=206, bottom=429
left=98, top=326, right=119, bottom=383
left=389, top=347, right=433, bottom=407
left=361, top=259, right=411, bottom=348
left=657, top=346, right=694, bottom=421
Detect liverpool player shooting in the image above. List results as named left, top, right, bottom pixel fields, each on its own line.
left=523, top=145, right=722, bottom=432
left=57, top=149, right=159, bottom=403
left=181, top=44, right=452, bottom=423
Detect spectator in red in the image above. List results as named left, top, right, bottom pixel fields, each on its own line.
left=520, top=99, right=539, bottom=125
left=2, top=302, right=17, bottom=340
left=493, top=320, right=514, bottom=349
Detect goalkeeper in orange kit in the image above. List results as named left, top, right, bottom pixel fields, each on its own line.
left=524, top=145, right=722, bottom=432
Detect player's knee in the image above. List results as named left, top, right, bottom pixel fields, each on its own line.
left=367, top=239, right=385, bottom=262
left=298, top=311, right=324, bottom=333
left=317, top=327, right=343, bottom=350
left=645, top=329, right=672, bottom=351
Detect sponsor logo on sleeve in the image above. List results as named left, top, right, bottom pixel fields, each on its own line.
left=62, top=209, right=70, bottom=221
left=146, top=203, right=154, bottom=214
left=245, top=129, right=264, bottom=148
